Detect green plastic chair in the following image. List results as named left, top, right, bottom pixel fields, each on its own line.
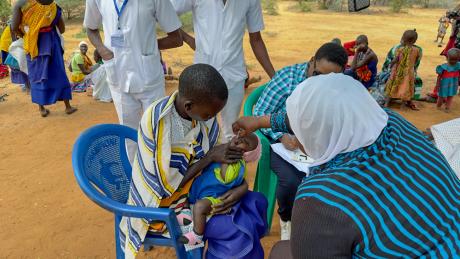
left=244, top=84, right=278, bottom=233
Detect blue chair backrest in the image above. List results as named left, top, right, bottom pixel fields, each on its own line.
left=73, top=124, right=137, bottom=204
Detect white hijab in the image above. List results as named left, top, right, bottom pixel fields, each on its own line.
left=286, top=73, right=388, bottom=167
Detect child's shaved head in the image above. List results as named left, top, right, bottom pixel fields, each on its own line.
left=179, top=64, right=228, bottom=104
left=356, top=35, right=368, bottom=45
left=402, top=30, right=418, bottom=44
left=447, top=48, right=459, bottom=58
left=447, top=48, right=460, bottom=65
left=177, top=64, right=228, bottom=121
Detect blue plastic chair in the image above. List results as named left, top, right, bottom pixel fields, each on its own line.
left=72, top=124, right=200, bottom=259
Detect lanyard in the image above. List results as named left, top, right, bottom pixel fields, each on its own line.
left=113, top=0, right=128, bottom=30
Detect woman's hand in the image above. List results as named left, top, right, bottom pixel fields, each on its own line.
left=212, top=181, right=249, bottom=215
left=208, top=142, right=244, bottom=164
left=232, top=116, right=270, bottom=137
left=280, top=134, right=299, bottom=151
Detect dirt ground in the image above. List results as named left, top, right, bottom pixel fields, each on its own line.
left=1, top=2, right=459, bottom=258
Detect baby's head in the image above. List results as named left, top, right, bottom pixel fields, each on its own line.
left=232, top=133, right=261, bottom=163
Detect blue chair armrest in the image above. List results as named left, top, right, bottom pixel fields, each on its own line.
left=75, top=173, right=174, bottom=221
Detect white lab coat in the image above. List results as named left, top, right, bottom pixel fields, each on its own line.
left=170, top=0, right=265, bottom=88
left=84, top=0, right=181, bottom=94
left=84, top=0, right=182, bottom=161
left=170, top=0, right=264, bottom=142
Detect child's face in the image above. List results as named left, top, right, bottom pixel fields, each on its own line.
left=185, top=99, right=226, bottom=121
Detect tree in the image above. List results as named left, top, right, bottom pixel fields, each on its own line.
left=55, top=0, right=85, bottom=20
left=391, top=0, right=406, bottom=12
left=318, top=0, right=334, bottom=9
left=262, top=0, right=278, bottom=15
left=0, top=0, right=12, bottom=29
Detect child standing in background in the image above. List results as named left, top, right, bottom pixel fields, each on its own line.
left=435, top=48, right=460, bottom=113
left=436, top=14, right=450, bottom=47
left=385, top=30, right=422, bottom=110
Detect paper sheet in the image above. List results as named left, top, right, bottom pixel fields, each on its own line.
left=270, top=143, right=313, bottom=175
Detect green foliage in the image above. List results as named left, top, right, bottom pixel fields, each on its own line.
left=0, top=0, right=12, bottom=26
left=327, top=0, right=343, bottom=11
left=180, top=12, right=194, bottom=33
left=299, top=1, right=312, bottom=12
left=55, top=0, right=85, bottom=20
left=391, top=0, right=406, bottom=12
left=263, top=0, right=279, bottom=15
left=318, top=0, right=329, bottom=9
left=74, top=27, right=87, bottom=39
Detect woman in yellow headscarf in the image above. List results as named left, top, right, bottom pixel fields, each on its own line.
left=11, top=0, right=77, bottom=117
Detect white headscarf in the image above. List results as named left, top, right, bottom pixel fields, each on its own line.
left=79, top=41, right=88, bottom=48
left=286, top=73, right=388, bottom=167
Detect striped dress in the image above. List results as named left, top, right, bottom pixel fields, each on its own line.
left=289, top=110, right=460, bottom=258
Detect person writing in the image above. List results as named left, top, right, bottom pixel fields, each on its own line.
left=253, top=42, right=348, bottom=240
left=234, top=73, right=460, bottom=258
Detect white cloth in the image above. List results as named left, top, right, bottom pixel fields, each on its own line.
left=79, top=41, right=88, bottom=48
left=170, top=0, right=264, bottom=87
left=431, top=118, right=460, bottom=179
left=110, top=85, right=165, bottom=162
left=89, top=64, right=112, bottom=102
left=271, top=143, right=312, bottom=174
left=286, top=73, right=388, bottom=167
left=8, top=39, right=28, bottom=74
left=220, top=79, right=245, bottom=142
left=84, top=0, right=181, bottom=94
left=170, top=104, right=193, bottom=143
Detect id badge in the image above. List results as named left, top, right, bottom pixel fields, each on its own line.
left=111, top=30, right=125, bottom=48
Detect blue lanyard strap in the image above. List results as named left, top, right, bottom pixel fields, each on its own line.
left=113, top=0, right=128, bottom=29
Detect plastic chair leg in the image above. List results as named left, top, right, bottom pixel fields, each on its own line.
left=115, top=215, right=125, bottom=259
